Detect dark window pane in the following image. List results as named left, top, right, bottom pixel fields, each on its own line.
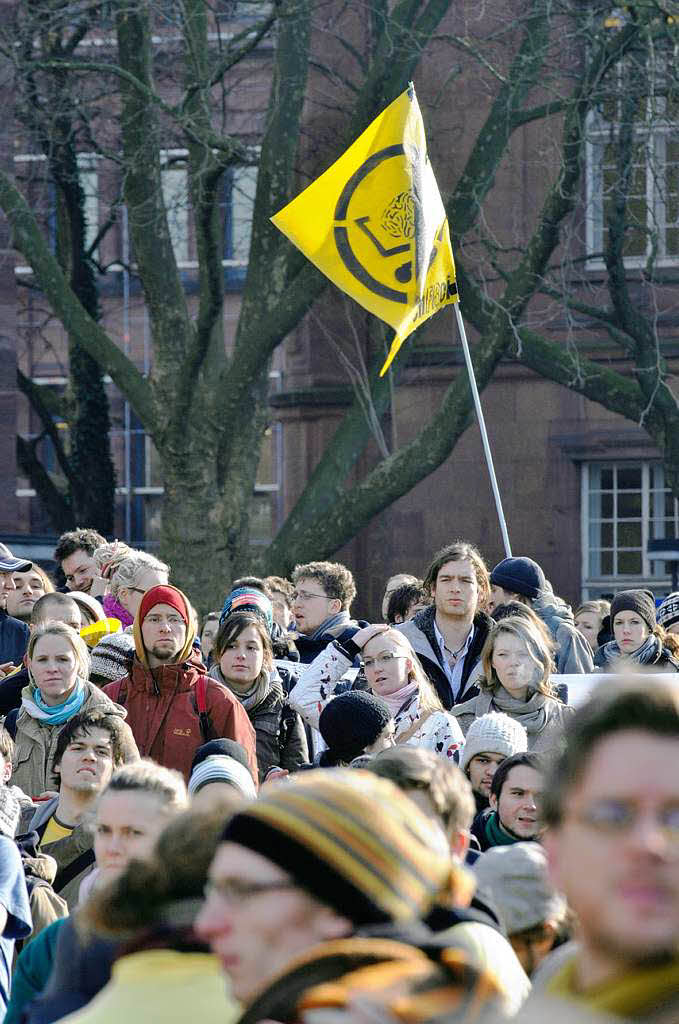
left=617, top=467, right=642, bottom=490
left=601, top=522, right=614, bottom=547
left=600, top=550, right=614, bottom=575
left=601, top=468, right=613, bottom=489
left=618, top=522, right=642, bottom=548
left=618, top=551, right=642, bottom=574
left=618, top=493, right=642, bottom=518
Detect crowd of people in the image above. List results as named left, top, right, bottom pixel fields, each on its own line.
left=0, top=529, right=677, bottom=1022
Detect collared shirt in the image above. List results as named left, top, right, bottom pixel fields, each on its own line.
left=433, top=619, right=475, bottom=701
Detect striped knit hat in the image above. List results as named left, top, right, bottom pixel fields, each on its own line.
left=222, top=769, right=465, bottom=926
left=89, top=630, right=136, bottom=683
left=658, top=592, right=679, bottom=631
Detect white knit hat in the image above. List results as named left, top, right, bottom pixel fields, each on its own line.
left=460, top=712, right=527, bottom=773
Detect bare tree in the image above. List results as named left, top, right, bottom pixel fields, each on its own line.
left=0, top=0, right=669, bottom=607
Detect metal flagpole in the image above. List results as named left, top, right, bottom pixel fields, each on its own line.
left=454, top=303, right=512, bottom=558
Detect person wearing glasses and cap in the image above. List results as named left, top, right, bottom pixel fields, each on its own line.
left=0, top=544, right=32, bottom=670
left=289, top=624, right=465, bottom=762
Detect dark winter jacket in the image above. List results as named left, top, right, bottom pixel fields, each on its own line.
left=397, top=607, right=493, bottom=710
left=471, top=808, right=525, bottom=852
left=103, top=651, right=258, bottom=784
left=21, top=916, right=117, bottom=1024
left=0, top=665, right=28, bottom=715
left=0, top=610, right=29, bottom=666
left=292, top=612, right=369, bottom=665
left=209, top=666, right=308, bottom=782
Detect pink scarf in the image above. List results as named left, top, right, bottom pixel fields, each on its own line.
left=377, top=682, right=418, bottom=716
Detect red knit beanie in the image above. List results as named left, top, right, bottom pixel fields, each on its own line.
left=138, top=585, right=189, bottom=625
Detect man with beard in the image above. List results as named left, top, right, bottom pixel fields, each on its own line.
left=103, top=585, right=257, bottom=783
left=471, top=752, right=545, bottom=851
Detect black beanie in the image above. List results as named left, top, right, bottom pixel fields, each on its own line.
left=319, top=691, right=391, bottom=765
left=490, top=557, right=545, bottom=600
left=190, top=738, right=253, bottom=778
left=610, top=589, right=657, bottom=632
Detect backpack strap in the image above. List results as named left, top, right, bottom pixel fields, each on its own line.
left=396, top=708, right=434, bottom=745
left=194, top=675, right=212, bottom=744
left=54, top=849, right=96, bottom=893
left=106, top=677, right=127, bottom=705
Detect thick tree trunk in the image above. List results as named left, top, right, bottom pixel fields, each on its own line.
left=158, top=441, right=254, bottom=613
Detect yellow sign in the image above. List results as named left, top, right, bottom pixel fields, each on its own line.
left=271, top=84, right=458, bottom=375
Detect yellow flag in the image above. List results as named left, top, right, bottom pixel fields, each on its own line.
left=271, top=84, right=458, bottom=375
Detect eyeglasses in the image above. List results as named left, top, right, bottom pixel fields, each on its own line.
left=570, top=800, right=679, bottom=841
left=144, top=614, right=184, bottom=627
left=204, top=878, right=298, bottom=904
left=127, top=586, right=146, bottom=595
left=291, top=589, right=329, bottom=602
left=362, top=652, right=407, bottom=670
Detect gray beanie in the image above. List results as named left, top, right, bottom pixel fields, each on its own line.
left=472, top=841, right=566, bottom=935
left=460, top=712, right=528, bottom=774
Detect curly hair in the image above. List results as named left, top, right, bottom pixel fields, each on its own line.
left=293, top=561, right=357, bottom=611
left=54, top=529, right=106, bottom=564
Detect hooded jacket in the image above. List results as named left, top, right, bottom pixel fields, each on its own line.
left=11, top=682, right=136, bottom=799
left=532, top=585, right=594, bottom=674
left=103, top=586, right=257, bottom=784
left=209, top=665, right=308, bottom=782
left=24, top=796, right=95, bottom=911
left=396, top=607, right=492, bottom=710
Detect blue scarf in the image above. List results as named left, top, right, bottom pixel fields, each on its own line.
left=23, top=679, right=87, bottom=726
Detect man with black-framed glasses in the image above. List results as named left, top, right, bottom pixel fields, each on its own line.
left=538, top=678, right=679, bottom=1017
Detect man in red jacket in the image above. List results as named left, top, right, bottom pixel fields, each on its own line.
left=103, top=585, right=257, bottom=784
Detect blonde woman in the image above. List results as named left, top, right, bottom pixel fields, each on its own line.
left=288, top=624, right=465, bottom=761
left=451, top=616, right=574, bottom=754
left=574, top=599, right=610, bottom=651
left=11, top=622, right=137, bottom=797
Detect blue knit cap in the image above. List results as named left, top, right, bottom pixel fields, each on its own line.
left=490, top=557, right=545, bottom=600
left=219, top=587, right=274, bottom=632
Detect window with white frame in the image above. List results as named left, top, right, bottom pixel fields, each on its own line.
left=585, top=48, right=679, bottom=268
left=582, top=461, right=679, bottom=598
left=223, top=164, right=257, bottom=283
left=160, top=150, right=190, bottom=264
left=77, top=153, right=99, bottom=255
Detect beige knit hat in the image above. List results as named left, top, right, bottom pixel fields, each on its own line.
left=460, top=712, right=527, bottom=773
